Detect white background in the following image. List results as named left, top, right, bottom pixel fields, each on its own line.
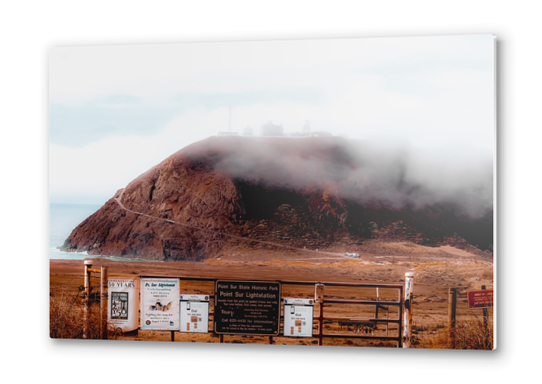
left=1, top=1, right=540, bottom=383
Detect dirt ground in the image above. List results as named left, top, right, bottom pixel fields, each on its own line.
left=49, top=242, right=494, bottom=349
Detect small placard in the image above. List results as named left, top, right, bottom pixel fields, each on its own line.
left=110, top=292, right=129, bottom=319
left=283, top=298, right=314, bottom=337
left=284, top=298, right=314, bottom=306
left=180, top=294, right=209, bottom=302
left=180, top=295, right=209, bottom=333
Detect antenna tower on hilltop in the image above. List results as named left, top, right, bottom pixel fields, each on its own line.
left=302, top=120, right=311, bottom=135
left=228, top=107, right=232, bottom=132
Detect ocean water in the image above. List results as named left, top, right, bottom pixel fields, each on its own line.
left=49, top=203, right=137, bottom=261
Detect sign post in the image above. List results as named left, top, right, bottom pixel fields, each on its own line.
left=468, top=286, right=493, bottom=349
left=402, top=272, right=414, bottom=348
left=214, top=280, right=281, bottom=336
left=315, top=283, right=325, bottom=346
left=448, top=287, right=457, bottom=349
left=481, top=285, right=489, bottom=348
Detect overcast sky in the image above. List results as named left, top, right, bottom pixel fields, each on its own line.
left=49, top=34, right=495, bottom=205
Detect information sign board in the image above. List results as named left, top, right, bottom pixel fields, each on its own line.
left=180, top=294, right=209, bottom=333
left=108, top=276, right=139, bottom=332
left=283, top=298, right=314, bottom=337
left=467, top=290, right=494, bottom=309
left=214, top=280, right=281, bottom=335
left=140, top=278, right=180, bottom=330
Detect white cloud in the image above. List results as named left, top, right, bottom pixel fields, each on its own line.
left=49, top=35, right=492, bottom=102
left=49, top=108, right=219, bottom=203
left=49, top=35, right=495, bottom=203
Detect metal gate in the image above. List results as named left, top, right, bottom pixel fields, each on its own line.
left=133, top=275, right=408, bottom=347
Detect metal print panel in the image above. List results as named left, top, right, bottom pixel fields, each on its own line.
left=49, top=34, right=495, bottom=349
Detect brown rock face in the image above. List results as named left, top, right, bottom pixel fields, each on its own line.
left=62, top=136, right=493, bottom=260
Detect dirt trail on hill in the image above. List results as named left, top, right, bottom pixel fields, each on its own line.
left=114, top=187, right=350, bottom=259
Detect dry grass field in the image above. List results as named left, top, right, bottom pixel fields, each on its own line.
left=50, top=241, right=494, bottom=349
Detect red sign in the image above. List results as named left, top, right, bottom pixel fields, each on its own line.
left=467, top=290, right=493, bottom=309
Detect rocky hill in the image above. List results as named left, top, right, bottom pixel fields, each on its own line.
left=61, top=136, right=493, bottom=261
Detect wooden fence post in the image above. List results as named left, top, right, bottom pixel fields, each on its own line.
left=448, top=288, right=457, bottom=349
left=83, top=260, right=93, bottom=339
left=315, top=283, right=325, bottom=346
left=100, top=266, right=108, bottom=339
left=375, top=287, right=379, bottom=319
left=482, top=285, right=488, bottom=348
left=402, top=272, right=414, bottom=348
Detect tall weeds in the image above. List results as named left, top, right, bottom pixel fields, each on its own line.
left=453, top=313, right=494, bottom=350
left=50, top=288, right=107, bottom=339
left=413, top=313, right=493, bottom=350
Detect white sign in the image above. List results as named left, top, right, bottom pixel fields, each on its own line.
left=283, top=298, right=314, bottom=337
left=141, top=278, right=180, bottom=330
left=180, top=294, right=209, bottom=333
left=108, top=277, right=139, bottom=332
